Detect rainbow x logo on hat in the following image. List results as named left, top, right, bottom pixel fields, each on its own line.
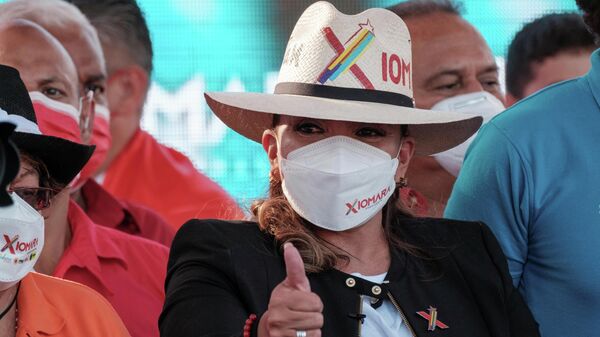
left=318, top=19, right=376, bottom=89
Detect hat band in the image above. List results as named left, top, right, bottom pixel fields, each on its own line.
left=0, top=108, right=41, bottom=135
left=274, top=82, right=414, bottom=108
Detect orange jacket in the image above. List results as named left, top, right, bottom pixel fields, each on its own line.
left=16, top=272, right=130, bottom=337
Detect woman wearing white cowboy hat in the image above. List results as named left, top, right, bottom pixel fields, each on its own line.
left=160, top=2, right=539, bottom=337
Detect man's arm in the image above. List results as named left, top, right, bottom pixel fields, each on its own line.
left=445, top=122, right=533, bottom=287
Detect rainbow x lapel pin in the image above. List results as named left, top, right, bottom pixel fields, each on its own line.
left=417, top=306, right=449, bottom=331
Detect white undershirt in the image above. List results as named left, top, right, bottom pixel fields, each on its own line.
left=352, top=272, right=412, bottom=337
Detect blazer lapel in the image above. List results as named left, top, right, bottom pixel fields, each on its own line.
left=386, top=252, right=490, bottom=336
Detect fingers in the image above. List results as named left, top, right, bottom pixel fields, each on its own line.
left=263, top=329, right=321, bottom=337
left=263, top=311, right=323, bottom=337
left=270, top=289, right=323, bottom=312
left=283, top=242, right=310, bottom=292
left=267, top=310, right=323, bottom=330
left=265, top=287, right=323, bottom=336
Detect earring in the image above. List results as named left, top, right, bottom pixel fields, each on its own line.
left=396, top=177, right=408, bottom=189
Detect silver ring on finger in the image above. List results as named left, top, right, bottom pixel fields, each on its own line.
left=296, top=330, right=307, bottom=337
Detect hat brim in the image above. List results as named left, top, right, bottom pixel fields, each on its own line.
left=205, top=92, right=483, bottom=155
left=11, top=132, right=94, bottom=186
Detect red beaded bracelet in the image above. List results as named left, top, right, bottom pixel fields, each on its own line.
left=243, top=314, right=257, bottom=337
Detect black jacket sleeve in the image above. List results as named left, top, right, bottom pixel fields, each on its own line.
left=159, top=220, right=253, bottom=337
left=478, top=222, right=540, bottom=337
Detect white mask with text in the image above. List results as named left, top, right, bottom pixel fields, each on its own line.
left=280, top=136, right=399, bottom=232
left=0, top=193, right=44, bottom=290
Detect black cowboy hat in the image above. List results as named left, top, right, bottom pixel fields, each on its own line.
left=0, top=121, right=18, bottom=205
left=0, top=64, right=94, bottom=186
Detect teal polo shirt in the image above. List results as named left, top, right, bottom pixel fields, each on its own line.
left=446, top=49, right=600, bottom=337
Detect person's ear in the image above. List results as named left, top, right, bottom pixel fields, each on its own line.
left=395, top=136, right=415, bottom=181
left=106, top=65, right=149, bottom=119
left=262, top=129, right=279, bottom=168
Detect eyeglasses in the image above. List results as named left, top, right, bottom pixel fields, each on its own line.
left=9, top=187, right=60, bottom=211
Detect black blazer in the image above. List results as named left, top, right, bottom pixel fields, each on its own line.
left=160, top=218, right=539, bottom=337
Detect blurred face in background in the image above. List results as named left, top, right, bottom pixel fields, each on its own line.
left=45, top=23, right=107, bottom=106
left=405, top=11, right=504, bottom=109
left=42, top=22, right=111, bottom=180
left=400, top=11, right=503, bottom=216
left=519, top=48, right=594, bottom=100
left=0, top=19, right=90, bottom=162
left=0, top=20, right=79, bottom=107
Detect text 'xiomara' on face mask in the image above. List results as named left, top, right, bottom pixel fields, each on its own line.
left=0, top=193, right=44, bottom=290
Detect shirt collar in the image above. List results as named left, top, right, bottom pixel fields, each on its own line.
left=585, top=49, right=600, bottom=107
left=17, top=273, right=65, bottom=336
left=81, top=179, right=139, bottom=233
left=59, top=201, right=128, bottom=291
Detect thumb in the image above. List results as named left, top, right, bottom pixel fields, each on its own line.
left=283, top=242, right=310, bottom=292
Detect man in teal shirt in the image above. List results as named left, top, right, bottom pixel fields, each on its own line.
left=446, top=2, right=600, bottom=336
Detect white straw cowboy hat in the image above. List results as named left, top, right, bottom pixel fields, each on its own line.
left=205, top=1, right=482, bottom=155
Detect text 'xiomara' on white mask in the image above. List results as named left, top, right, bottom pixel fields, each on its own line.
left=0, top=193, right=44, bottom=290
left=280, top=135, right=400, bottom=232
left=431, top=91, right=505, bottom=177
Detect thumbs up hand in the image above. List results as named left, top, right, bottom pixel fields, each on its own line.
left=257, top=243, right=324, bottom=337
left=282, top=242, right=312, bottom=292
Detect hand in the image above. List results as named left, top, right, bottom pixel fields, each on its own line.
left=257, top=243, right=324, bottom=337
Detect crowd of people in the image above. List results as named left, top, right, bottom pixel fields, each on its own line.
left=0, top=0, right=596, bottom=336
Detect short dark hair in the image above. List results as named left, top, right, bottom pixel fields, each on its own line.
left=577, top=0, right=600, bottom=37
left=65, top=0, right=153, bottom=75
left=506, top=13, right=596, bottom=99
left=387, top=0, right=464, bottom=19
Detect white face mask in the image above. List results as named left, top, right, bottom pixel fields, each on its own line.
left=0, top=193, right=44, bottom=290
left=431, top=91, right=505, bottom=176
left=280, top=136, right=400, bottom=232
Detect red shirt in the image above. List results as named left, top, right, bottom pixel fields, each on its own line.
left=81, top=179, right=175, bottom=247
left=17, top=272, right=130, bottom=337
left=53, top=201, right=168, bottom=337
left=103, top=129, right=244, bottom=228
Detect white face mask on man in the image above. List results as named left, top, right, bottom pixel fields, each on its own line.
left=279, top=135, right=401, bottom=232
left=0, top=193, right=44, bottom=290
left=431, top=91, right=505, bottom=177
